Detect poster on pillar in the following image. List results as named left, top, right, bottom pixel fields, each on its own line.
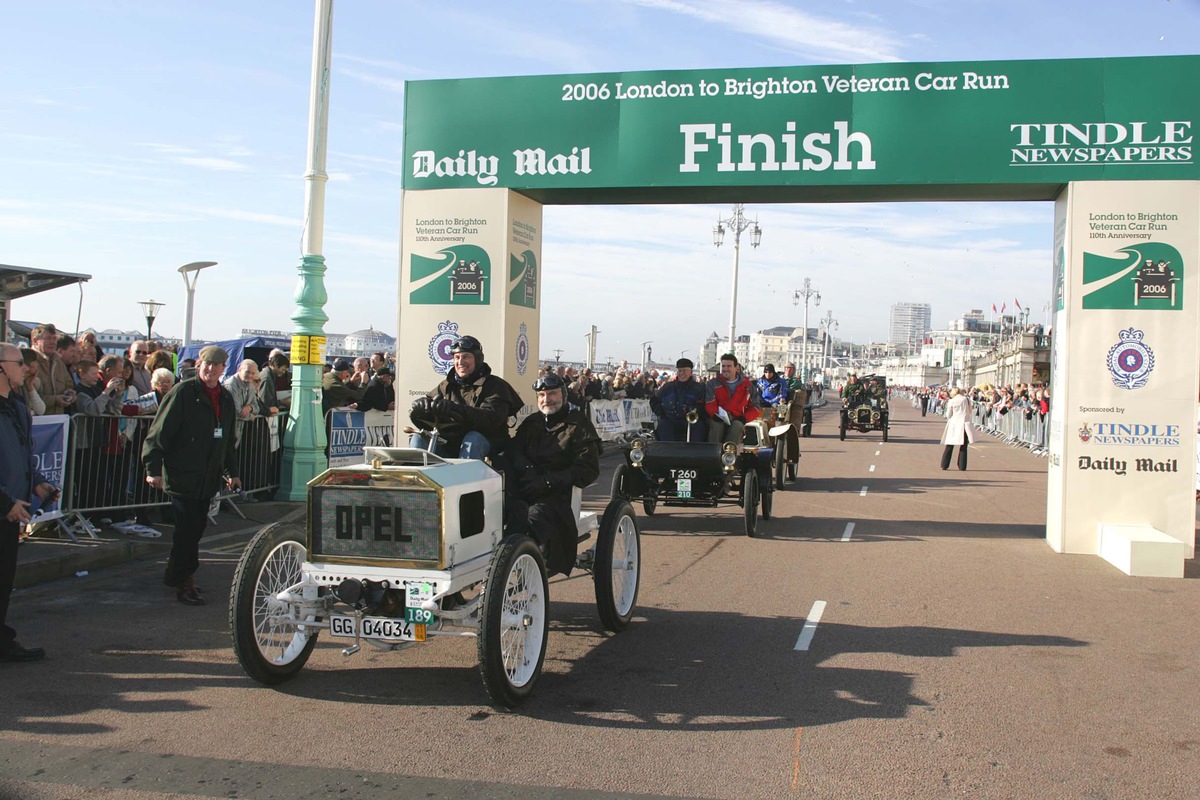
left=396, top=188, right=542, bottom=422
left=1047, top=180, right=1198, bottom=557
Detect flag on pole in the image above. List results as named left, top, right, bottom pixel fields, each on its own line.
left=1015, top=298, right=1022, bottom=310
left=1001, top=302, right=1007, bottom=313
left=992, top=303, right=997, bottom=314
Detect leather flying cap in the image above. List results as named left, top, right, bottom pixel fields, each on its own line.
left=450, top=335, right=484, bottom=361
left=332, top=358, right=352, bottom=372
left=533, top=373, right=566, bottom=392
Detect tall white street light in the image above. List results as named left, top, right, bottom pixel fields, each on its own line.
left=641, top=340, right=653, bottom=373
left=177, top=261, right=218, bottom=345
left=820, top=309, right=838, bottom=376
left=793, top=278, right=821, bottom=382
left=713, top=204, right=762, bottom=355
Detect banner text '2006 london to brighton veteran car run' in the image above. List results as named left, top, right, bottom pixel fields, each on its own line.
left=409, top=66, right=1193, bottom=188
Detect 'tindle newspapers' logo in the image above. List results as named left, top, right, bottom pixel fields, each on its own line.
left=1009, top=120, right=1193, bottom=166
left=1082, top=242, right=1184, bottom=311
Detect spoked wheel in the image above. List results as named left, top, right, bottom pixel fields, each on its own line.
left=478, top=536, right=549, bottom=708
left=881, top=420, right=889, bottom=442
left=761, top=481, right=773, bottom=520
left=610, top=463, right=633, bottom=500
left=594, top=499, right=641, bottom=632
left=839, top=420, right=847, bottom=441
left=773, top=441, right=786, bottom=490
left=742, top=470, right=759, bottom=537
left=230, top=522, right=318, bottom=685
left=787, top=462, right=797, bottom=482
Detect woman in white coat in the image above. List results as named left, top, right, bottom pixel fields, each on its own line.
left=940, top=387, right=975, bottom=471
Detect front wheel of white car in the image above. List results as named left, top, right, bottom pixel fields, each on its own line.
left=594, top=500, right=640, bottom=632
left=230, top=522, right=318, bottom=685
left=478, top=535, right=549, bottom=708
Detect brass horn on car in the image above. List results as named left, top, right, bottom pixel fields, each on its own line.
left=685, top=408, right=700, bottom=424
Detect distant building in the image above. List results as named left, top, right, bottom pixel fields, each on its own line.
left=88, top=328, right=176, bottom=354
left=889, top=302, right=932, bottom=348
left=747, top=325, right=796, bottom=374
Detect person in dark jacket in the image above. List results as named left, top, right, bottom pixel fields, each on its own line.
left=651, top=357, right=706, bottom=442
left=142, top=345, right=241, bottom=606
left=0, top=343, right=57, bottom=661
left=322, top=358, right=365, bottom=414
left=409, top=336, right=523, bottom=459
left=504, top=372, right=600, bottom=577
left=354, top=366, right=395, bottom=412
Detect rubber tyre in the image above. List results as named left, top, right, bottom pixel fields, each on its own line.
left=882, top=422, right=889, bottom=443
left=594, top=499, right=641, bottom=632
left=743, top=470, right=759, bottom=537
left=773, top=441, right=786, bottom=490
left=230, top=522, right=318, bottom=686
left=762, top=482, right=773, bottom=520
left=839, top=421, right=846, bottom=441
left=610, top=463, right=633, bottom=500
left=786, top=462, right=797, bottom=482
left=478, top=535, right=549, bottom=708
left=642, top=497, right=657, bottom=516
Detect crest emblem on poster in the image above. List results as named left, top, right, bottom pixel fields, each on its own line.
left=428, top=320, right=461, bottom=375
left=1077, top=423, right=1092, bottom=443
left=516, top=322, right=529, bottom=375
left=1106, top=327, right=1155, bottom=390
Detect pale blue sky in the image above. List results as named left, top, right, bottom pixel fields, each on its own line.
left=2, top=0, right=1197, bottom=362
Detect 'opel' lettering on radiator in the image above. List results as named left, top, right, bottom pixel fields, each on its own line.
left=334, top=505, right=411, bottom=542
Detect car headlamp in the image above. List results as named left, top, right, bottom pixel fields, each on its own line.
left=629, top=438, right=646, bottom=464
left=721, top=442, right=737, bottom=468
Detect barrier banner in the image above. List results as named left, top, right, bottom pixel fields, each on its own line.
left=589, top=400, right=625, bottom=440
left=624, top=398, right=656, bottom=432
left=30, top=414, right=69, bottom=521
left=329, top=410, right=396, bottom=467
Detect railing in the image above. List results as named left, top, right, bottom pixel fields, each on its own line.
left=966, top=400, right=1050, bottom=456
left=58, top=412, right=285, bottom=535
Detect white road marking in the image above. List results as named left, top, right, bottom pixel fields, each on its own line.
left=869, top=464, right=876, bottom=472
left=794, top=600, right=827, bottom=651
left=875, top=450, right=880, bottom=456
left=841, top=522, right=855, bottom=542
left=859, top=486, right=868, bottom=496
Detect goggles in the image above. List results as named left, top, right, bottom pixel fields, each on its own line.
left=533, top=373, right=566, bottom=392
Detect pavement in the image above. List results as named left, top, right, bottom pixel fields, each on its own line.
left=14, top=496, right=306, bottom=589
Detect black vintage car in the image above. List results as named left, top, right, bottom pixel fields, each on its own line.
left=610, top=420, right=776, bottom=537
left=839, top=374, right=889, bottom=442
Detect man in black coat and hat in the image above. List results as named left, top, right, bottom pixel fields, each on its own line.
left=503, top=372, right=600, bottom=577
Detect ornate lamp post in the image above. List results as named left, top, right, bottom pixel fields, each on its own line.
left=279, top=0, right=334, bottom=501
left=793, top=279, right=821, bottom=382
left=177, top=261, right=217, bottom=346
left=713, top=204, right=762, bottom=354
left=820, top=309, right=838, bottom=376
left=139, top=299, right=164, bottom=342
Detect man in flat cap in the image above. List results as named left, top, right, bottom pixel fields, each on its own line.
left=142, top=345, right=241, bottom=606
left=650, top=357, right=705, bottom=442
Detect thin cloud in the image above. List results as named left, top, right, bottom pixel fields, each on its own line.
left=626, top=0, right=906, bottom=62
left=176, top=156, right=251, bottom=172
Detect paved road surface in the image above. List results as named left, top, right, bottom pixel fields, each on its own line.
left=2, top=400, right=1197, bottom=799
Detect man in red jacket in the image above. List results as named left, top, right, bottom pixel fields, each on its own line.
left=704, top=353, right=761, bottom=445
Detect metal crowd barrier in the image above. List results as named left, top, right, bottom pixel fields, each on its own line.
left=966, top=400, right=1050, bottom=456
left=61, top=412, right=286, bottom=527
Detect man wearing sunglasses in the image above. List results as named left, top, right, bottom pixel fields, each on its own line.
left=503, top=372, right=600, bottom=577
left=409, top=335, right=523, bottom=460
left=127, top=341, right=153, bottom=395
left=0, top=343, right=58, bottom=661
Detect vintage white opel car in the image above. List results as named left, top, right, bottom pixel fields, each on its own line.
left=230, top=446, right=641, bottom=708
